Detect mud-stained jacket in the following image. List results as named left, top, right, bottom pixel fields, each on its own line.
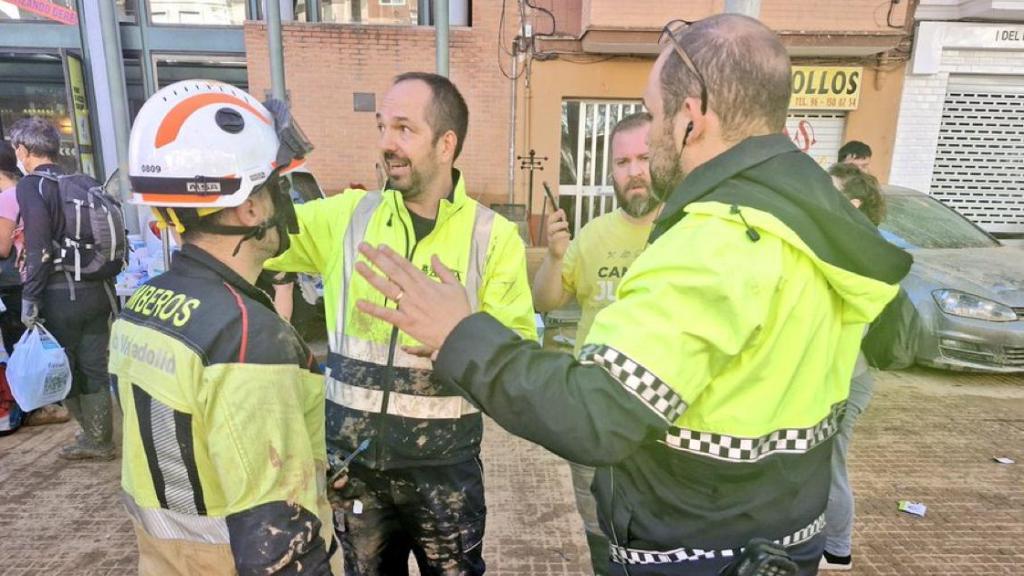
left=267, top=171, right=536, bottom=470
left=110, top=244, right=340, bottom=575
left=430, top=135, right=913, bottom=572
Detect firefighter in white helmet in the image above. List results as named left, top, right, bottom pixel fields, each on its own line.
left=108, top=79, right=342, bottom=575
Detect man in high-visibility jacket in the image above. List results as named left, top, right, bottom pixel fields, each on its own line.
left=267, top=72, right=536, bottom=575
left=110, top=81, right=340, bottom=574
left=350, top=16, right=913, bottom=576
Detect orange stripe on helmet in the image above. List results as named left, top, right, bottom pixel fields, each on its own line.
left=155, top=93, right=272, bottom=149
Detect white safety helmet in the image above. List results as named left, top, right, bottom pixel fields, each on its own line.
left=128, top=79, right=311, bottom=236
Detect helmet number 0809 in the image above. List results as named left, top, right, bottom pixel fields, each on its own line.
left=141, top=164, right=162, bottom=174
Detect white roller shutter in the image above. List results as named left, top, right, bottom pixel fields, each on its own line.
left=931, top=75, right=1024, bottom=235
left=784, top=111, right=847, bottom=168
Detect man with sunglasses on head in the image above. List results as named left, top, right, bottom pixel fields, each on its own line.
left=348, top=14, right=912, bottom=576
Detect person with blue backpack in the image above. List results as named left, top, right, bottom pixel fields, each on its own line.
left=11, top=117, right=124, bottom=460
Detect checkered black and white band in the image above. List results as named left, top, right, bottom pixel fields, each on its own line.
left=579, top=344, right=686, bottom=423
left=661, top=401, right=846, bottom=462
left=609, top=513, right=826, bottom=565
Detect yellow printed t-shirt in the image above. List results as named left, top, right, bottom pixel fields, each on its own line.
left=562, top=209, right=652, bottom=356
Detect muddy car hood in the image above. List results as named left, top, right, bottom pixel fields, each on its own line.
left=910, top=246, right=1024, bottom=307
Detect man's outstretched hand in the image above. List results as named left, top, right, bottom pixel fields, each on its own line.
left=354, top=243, right=472, bottom=354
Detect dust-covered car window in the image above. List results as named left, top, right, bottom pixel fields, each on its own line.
left=880, top=194, right=999, bottom=250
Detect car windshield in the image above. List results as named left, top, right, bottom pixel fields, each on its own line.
left=879, top=193, right=1000, bottom=250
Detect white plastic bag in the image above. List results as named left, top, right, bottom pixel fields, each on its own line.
left=8, top=325, right=72, bottom=411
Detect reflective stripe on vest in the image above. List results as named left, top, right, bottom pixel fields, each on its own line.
left=465, top=205, right=495, bottom=311
left=325, top=371, right=480, bottom=419
left=331, top=191, right=385, bottom=352
left=122, top=491, right=229, bottom=545
left=338, top=334, right=432, bottom=370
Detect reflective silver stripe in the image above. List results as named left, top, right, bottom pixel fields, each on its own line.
left=149, top=397, right=198, bottom=515
left=339, top=334, right=389, bottom=364
left=661, top=402, right=845, bottom=463
left=386, top=389, right=479, bottom=420
left=122, top=492, right=229, bottom=545
left=325, top=370, right=384, bottom=413
left=333, top=191, right=384, bottom=352
left=340, top=334, right=432, bottom=370
left=465, top=205, right=495, bottom=312
left=326, top=374, right=479, bottom=419
left=609, top=513, right=826, bottom=565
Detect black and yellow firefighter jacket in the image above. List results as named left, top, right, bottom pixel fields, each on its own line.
left=110, top=244, right=340, bottom=575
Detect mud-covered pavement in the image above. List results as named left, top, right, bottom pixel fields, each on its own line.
left=1, top=366, right=1022, bottom=575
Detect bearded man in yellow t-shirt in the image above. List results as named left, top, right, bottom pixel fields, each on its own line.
left=532, top=111, right=660, bottom=575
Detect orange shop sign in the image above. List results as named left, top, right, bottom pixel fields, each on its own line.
left=790, top=66, right=862, bottom=110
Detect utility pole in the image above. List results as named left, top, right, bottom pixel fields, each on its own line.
left=91, top=0, right=131, bottom=200
left=724, top=0, right=761, bottom=18
left=267, top=0, right=287, bottom=100
left=435, top=0, right=450, bottom=76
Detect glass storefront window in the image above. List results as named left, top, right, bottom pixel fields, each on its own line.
left=0, top=54, right=80, bottom=173
left=122, top=56, right=248, bottom=124
left=0, top=0, right=78, bottom=25
left=149, top=0, right=247, bottom=26
left=154, top=56, right=248, bottom=91
left=321, top=0, right=418, bottom=25
left=319, top=0, right=469, bottom=27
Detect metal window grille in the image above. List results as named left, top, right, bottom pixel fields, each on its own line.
left=930, top=75, right=1024, bottom=235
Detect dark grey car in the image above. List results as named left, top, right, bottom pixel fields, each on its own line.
left=879, top=185, right=1024, bottom=372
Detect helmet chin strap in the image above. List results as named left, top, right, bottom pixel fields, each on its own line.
left=195, top=219, right=278, bottom=256
left=195, top=170, right=299, bottom=258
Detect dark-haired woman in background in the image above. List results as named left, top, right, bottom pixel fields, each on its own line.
left=819, top=162, right=886, bottom=571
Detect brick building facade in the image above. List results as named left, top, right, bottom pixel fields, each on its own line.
left=245, top=0, right=915, bottom=235
left=245, top=1, right=516, bottom=207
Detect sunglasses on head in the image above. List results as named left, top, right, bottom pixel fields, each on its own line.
left=658, top=19, right=709, bottom=115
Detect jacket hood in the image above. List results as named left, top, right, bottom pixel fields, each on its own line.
left=653, top=134, right=913, bottom=323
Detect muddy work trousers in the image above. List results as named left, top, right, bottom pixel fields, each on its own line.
left=334, top=458, right=486, bottom=576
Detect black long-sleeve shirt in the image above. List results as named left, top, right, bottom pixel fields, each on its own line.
left=15, top=164, right=66, bottom=303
